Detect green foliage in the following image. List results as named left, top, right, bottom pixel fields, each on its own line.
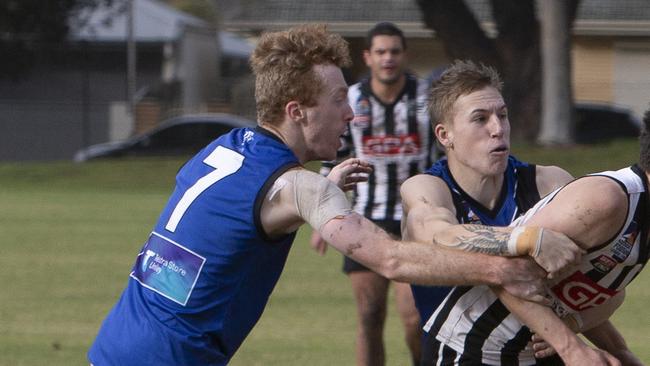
left=1, top=142, right=649, bottom=365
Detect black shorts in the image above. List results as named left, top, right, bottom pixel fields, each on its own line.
left=342, top=219, right=401, bottom=274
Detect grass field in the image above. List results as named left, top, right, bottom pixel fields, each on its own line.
left=1, top=139, right=649, bottom=365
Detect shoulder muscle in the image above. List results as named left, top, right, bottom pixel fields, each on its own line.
left=526, top=176, right=627, bottom=249
left=535, top=165, right=574, bottom=197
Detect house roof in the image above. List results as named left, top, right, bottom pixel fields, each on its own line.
left=219, top=31, right=254, bottom=58
left=221, top=0, right=650, bottom=37
left=69, top=0, right=211, bottom=42
left=68, top=0, right=254, bottom=57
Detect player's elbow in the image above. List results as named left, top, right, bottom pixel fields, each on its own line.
left=379, top=258, right=402, bottom=281
left=373, top=244, right=405, bottom=281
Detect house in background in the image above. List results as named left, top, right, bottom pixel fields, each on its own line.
left=0, top=0, right=253, bottom=161
left=221, top=0, right=650, bottom=120
left=2, top=0, right=647, bottom=161
left=571, top=1, right=650, bottom=120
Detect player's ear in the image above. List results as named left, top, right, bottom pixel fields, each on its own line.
left=434, top=122, right=452, bottom=149
left=285, top=101, right=305, bottom=123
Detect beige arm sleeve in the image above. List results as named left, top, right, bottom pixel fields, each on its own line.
left=284, top=169, right=353, bottom=232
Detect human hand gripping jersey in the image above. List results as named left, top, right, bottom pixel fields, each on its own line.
left=422, top=165, right=649, bottom=365
left=88, top=127, right=301, bottom=365
left=411, top=156, right=541, bottom=323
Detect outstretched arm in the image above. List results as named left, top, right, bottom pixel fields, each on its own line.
left=321, top=212, right=546, bottom=290
left=496, top=288, right=621, bottom=365
left=260, top=168, right=547, bottom=298
left=309, top=158, right=372, bottom=255
left=545, top=292, right=641, bottom=366
left=401, top=174, right=582, bottom=279
left=531, top=290, right=643, bottom=366
left=531, top=290, right=627, bottom=359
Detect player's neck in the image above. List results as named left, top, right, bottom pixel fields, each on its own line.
left=448, top=161, right=504, bottom=210
left=370, top=74, right=406, bottom=104
left=259, top=120, right=308, bottom=163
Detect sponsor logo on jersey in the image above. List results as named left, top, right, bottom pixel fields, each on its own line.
left=352, top=115, right=370, bottom=128
left=142, top=249, right=157, bottom=272
left=239, top=130, right=255, bottom=152
left=361, top=134, right=421, bottom=157
left=591, top=254, right=617, bottom=273
left=352, top=99, right=371, bottom=128
left=612, top=237, right=634, bottom=262
left=612, top=221, right=637, bottom=262
left=355, top=98, right=371, bottom=115
left=550, top=271, right=618, bottom=311
left=243, top=130, right=255, bottom=144
left=131, top=232, right=206, bottom=306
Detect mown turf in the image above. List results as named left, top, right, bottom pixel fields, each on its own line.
left=1, top=140, right=648, bottom=365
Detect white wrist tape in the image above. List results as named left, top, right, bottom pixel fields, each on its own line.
left=289, top=169, right=352, bottom=231
left=507, top=226, right=543, bottom=256
left=531, top=228, right=543, bottom=257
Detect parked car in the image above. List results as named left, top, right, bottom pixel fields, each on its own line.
left=575, top=102, right=641, bottom=143
left=74, top=113, right=256, bottom=162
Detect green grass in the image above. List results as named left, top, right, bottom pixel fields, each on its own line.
left=1, top=140, right=649, bottom=365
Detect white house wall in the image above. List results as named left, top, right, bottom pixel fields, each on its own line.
left=614, top=41, right=650, bottom=119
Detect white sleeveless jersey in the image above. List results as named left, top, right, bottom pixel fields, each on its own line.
left=423, top=165, right=649, bottom=365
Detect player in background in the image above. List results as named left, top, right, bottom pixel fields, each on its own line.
left=311, top=22, right=436, bottom=366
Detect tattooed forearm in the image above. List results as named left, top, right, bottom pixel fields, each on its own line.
left=433, top=225, right=511, bottom=256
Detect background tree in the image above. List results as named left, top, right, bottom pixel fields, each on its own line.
left=0, top=0, right=112, bottom=80
left=416, top=0, right=580, bottom=142
left=537, top=0, right=574, bottom=145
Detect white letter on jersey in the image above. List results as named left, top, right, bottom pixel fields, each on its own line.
left=562, top=281, right=612, bottom=310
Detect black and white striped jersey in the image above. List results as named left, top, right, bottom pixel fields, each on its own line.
left=423, top=165, right=650, bottom=365
left=321, top=74, right=436, bottom=221
left=413, top=156, right=540, bottom=328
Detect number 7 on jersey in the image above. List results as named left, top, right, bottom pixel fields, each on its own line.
left=165, top=146, right=244, bottom=232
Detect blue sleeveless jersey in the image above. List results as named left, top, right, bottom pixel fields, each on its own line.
left=89, top=127, right=300, bottom=365
left=411, top=156, right=540, bottom=323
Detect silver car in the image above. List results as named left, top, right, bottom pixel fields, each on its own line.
left=74, top=113, right=256, bottom=162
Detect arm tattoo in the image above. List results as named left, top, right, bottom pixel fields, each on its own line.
left=435, top=225, right=510, bottom=256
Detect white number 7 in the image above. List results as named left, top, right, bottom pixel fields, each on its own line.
left=165, top=146, right=244, bottom=232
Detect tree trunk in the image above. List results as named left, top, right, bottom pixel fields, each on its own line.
left=417, top=0, right=580, bottom=142
left=491, top=0, right=541, bottom=141
left=537, top=0, right=577, bottom=145
left=416, top=0, right=500, bottom=66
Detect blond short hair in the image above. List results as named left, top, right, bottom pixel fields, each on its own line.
left=428, top=60, right=503, bottom=125
left=250, top=24, right=351, bottom=124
